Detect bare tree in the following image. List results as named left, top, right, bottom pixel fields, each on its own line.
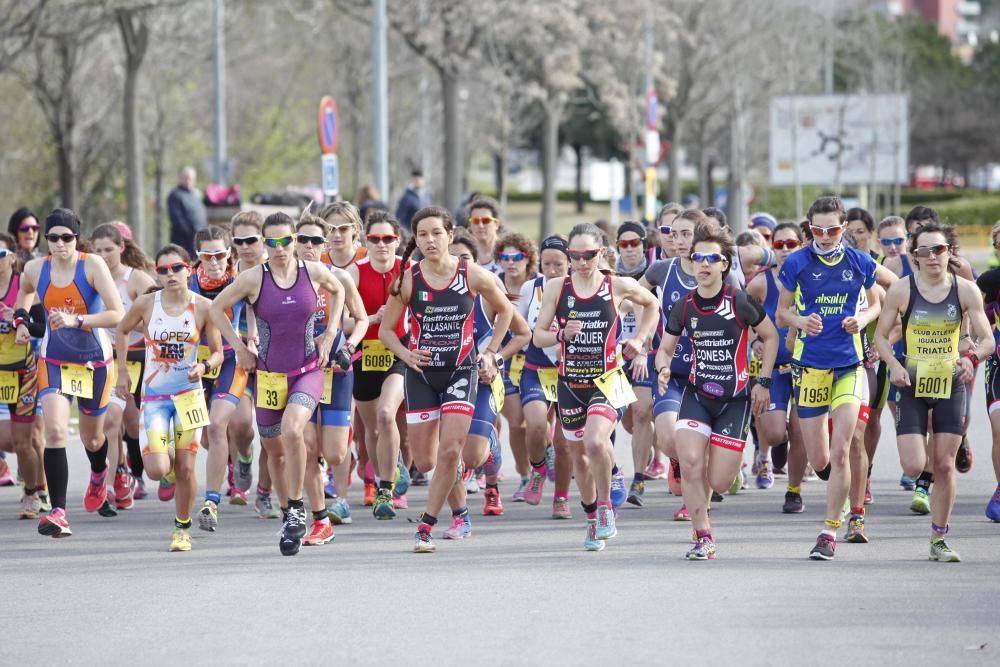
left=118, top=8, right=150, bottom=246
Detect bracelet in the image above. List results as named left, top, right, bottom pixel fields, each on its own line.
left=202, top=361, right=211, bottom=375
left=964, top=350, right=980, bottom=368
left=656, top=366, right=668, bottom=375
left=556, top=330, right=565, bottom=343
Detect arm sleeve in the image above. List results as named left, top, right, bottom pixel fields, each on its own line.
left=665, top=297, right=685, bottom=336
left=28, top=303, right=46, bottom=338
left=735, top=290, right=766, bottom=328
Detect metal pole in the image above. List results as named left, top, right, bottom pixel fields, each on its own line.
left=373, top=0, right=389, bottom=199
left=213, top=0, right=227, bottom=186
left=824, top=31, right=834, bottom=95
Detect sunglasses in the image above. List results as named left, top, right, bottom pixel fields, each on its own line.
left=499, top=251, right=526, bottom=262
left=617, top=239, right=642, bottom=249
left=880, top=237, right=905, bottom=247
left=568, top=249, right=601, bottom=262
left=367, top=234, right=398, bottom=245
left=772, top=239, right=800, bottom=250
left=469, top=216, right=496, bottom=226
left=232, top=235, right=260, bottom=246
left=329, top=223, right=355, bottom=234
left=0, top=249, right=12, bottom=258
left=19, top=224, right=39, bottom=233
left=296, top=234, right=326, bottom=246
left=46, top=233, right=77, bottom=244
left=913, top=244, right=949, bottom=258
left=659, top=225, right=672, bottom=235
left=690, top=252, right=726, bottom=264
left=809, top=224, right=846, bottom=238
left=155, top=263, right=189, bottom=275
left=263, top=235, right=294, bottom=249
left=197, top=249, right=229, bottom=262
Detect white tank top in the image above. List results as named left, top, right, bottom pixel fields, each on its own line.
left=112, top=267, right=144, bottom=348
left=143, top=291, right=200, bottom=397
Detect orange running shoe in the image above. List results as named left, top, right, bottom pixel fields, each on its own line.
left=483, top=487, right=504, bottom=516
left=303, top=519, right=334, bottom=546
left=363, top=481, right=376, bottom=507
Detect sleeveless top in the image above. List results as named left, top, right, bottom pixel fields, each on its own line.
left=37, top=253, right=112, bottom=364
left=407, top=257, right=476, bottom=369
left=762, top=270, right=792, bottom=366
left=253, top=261, right=319, bottom=374
left=520, top=275, right=558, bottom=369
left=357, top=256, right=406, bottom=341
left=143, top=292, right=200, bottom=398
left=189, top=270, right=242, bottom=350
left=112, top=267, right=144, bottom=349
left=659, top=257, right=696, bottom=376
left=556, top=274, right=618, bottom=383
left=901, top=274, right=961, bottom=376
left=473, top=295, right=493, bottom=358
left=879, top=253, right=914, bottom=358
left=311, top=265, right=345, bottom=364
left=0, top=273, right=30, bottom=368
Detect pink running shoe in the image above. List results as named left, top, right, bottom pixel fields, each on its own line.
left=668, top=458, right=682, bottom=497
left=551, top=496, right=572, bottom=519
left=133, top=478, right=148, bottom=500
left=38, top=508, right=72, bottom=538
left=673, top=504, right=691, bottom=521
left=158, top=478, right=176, bottom=502
left=84, top=471, right=109, bottom=513
left=644, top=458, right=667, bottom=480
left=393, top=492, right=409, bottom=509
left=523, top=471, right=546, bottom=506
left=113, top=468, right=136, bottom=510
left=443, top=513, right=472, bottom=540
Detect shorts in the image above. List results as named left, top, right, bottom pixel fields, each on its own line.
left=38, top=359, right=113, bottom=417
left=793, top=364, right=864, bottom=419
left=203, top=349, right=249, bottom=407
left=767, top=366, right=794, bottom=413
left=351, top=357, right=405, bottom=402
left=628, top=353, right=656, bottom=390
left=404, top=366, right=478, bottom=424
left=872, top=360, right=890, bottom=410
left=653, top=375, right=686, bottom=418
left=519, top=367, right=554, bottom=407
left=109, top=349, right=145, bottom=413
left=675, top=387, right=752, bottom=452
left=254, top=367, right=325, bottom=439
left=312, top=370, right=354, bottom=428
left=895, top=378, right=967, bottom=436
left=500, top=364, right=519, bottom=397
left=469, top=380, right=500, bottom=440
left=0, top=362, right=38, bottom=424
left=557, top=380, right=621, bottom=442
left=140, top=396, right=202, bottom=455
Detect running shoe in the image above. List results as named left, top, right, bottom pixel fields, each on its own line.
left=255, top=493, right=281, bottom=519
left=476, top=471, right=486, bottom=490
left=545, top=444, right=556, bottom=482
left=610, top=469, right=627, bottom=509
left=512, top=477, right=530, bottom=502
left=37, top=491, right=51, bottom=512
left=644, top=457, right=667, bottom=480
left=523, top=471, right=546, bottom=506
left=627, top=481, right=645, bottom=507
left=596, top=505, right=617, bottom=540
left=808, top=533, right=836, bottom=560
left=169, top=528, right=192, bottom=552
left=483, top=487, right=504, bottom=516
left=413, top=522, right=435, bottom=553
left=20, top=493, right=41, bottom=520
left=804, top=466, right=819, bottom=482
left=84, top=471, right=108, bottom=513
left=910, top=487, right=931, bottom=515
left=235, top=457, right=253, bottom=492
left=782, top=491, right=804, bottom=514
left=411, top=468, right=429, bottom=487
left=113, top=467, right=135, bottom=510
left=955, top=437, right=972, bottom=474
left=864, top=478, right=874, bottom=505
left=394, top=458, right=411, bottom=496
left=711, top=490, right=725, bottom=503
left=756, top=461, right=774, bottom=490
left=158, top=478, right=175, bottom=502
left=929, top=538, right=961, bottom=562
left=668, top=458, right=682, bottom=496
left=899, top=474, right=916, bottom=491
left=0, top=459, right=13, bottom=486
left=363, top=481, right=376, bottom=507
left=726, top=470, right=742, bottom=495
left=393, top=491, right=409, bottom=509
left=773, top=466, right=787, bottom=476
left=443, top=513, right=472, bottom=540
left=372, top=488, right=396, bottom=520
left=986, top=486, right=1000, bottom=522
left=279, top=506, right=307, bottom=556
left=673, top=504, right=691, bottom=521
left=845, top=514, right=869, bottom=544
left=584, top=519, right=604, bottom=551
left=133, top=479, right=147, bottom=500
left=686, top=537, right=716, bottom=560
left=751, top=451, right=760, bottom=475
left=37, top=508, right=72, bottom=538
left=464, top=474, right=479, bottom=494
left=97, top=500, right=118, bottom=518
left=740, top=463, right=750, bottom=490
left=198, top=501, right=219, bottom=532
left=303, top=519, right=335, bottom=546
left=328, top=497, right=353, bottom=525
left=229, top=488, right=249, bottom=506
left=324, top=468, right=336, bottom=499
left=225, top=463, right=236, bottom=496
left=551, top=496, right=571, bottom=519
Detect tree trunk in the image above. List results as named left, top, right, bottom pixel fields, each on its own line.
left=56, top=133, right=76, bottom=211
left=119, top=12, right=149, bottom=250
left=153, top=158, right=164, bottom=250
left=540, top=101, right=561, bottom=241
left=666, top=121, right=683, bottom=204
left=493, top=151, right=509, bottom=213
left=440, top=68, right=463, bottom=210
left=573, top=143, right=585, bottom=214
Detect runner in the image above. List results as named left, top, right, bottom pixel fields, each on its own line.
left=650, top=204, right=682, bottom=264
left=15, top=209, right=125, bottom=537
left=379, top=206, right=514, bottom=553
left=115, top=244, right=222, bottom=551
left=874, top=221, right=992, bottom=561
left=209, top=212, right=346, bottom=556
left=533, top=223, right=659, bottom=551
left=700, top=208, right=775, bottom=289
left=466, top=196, right=503, bottom=274
left=657, top=225, right=777, bottom=559
left=974, top=221, right=1000, bottom=521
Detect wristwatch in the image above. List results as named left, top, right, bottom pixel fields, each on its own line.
left=754, top=376, right=773, bottom=389
left=76, top=314, right=85, bottom=328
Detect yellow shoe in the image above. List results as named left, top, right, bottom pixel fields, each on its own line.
left=169, top=528, right=192, bottom=552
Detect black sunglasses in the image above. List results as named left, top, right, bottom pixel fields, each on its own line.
left=232, top=235, right=260, bottom=246
left=296, top=234, right=326, bottom=246
left=46, top=233, right=77, bottom=244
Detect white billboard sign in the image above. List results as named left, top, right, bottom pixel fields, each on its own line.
left=769, top=95, right=909, bottom=186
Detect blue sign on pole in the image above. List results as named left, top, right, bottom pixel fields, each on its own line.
left=321, top=154, right=339, bottom=197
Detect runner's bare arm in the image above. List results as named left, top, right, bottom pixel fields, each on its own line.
left=532, top=278, right=562, bottom=349
left=84, top=254, right=125, bottom=329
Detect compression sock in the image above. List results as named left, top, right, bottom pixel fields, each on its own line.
left=85, top=438, right=110, bottom=474
left=43, top=448, right=68, bottom=510
left=124, top=433, right=143, bottom=477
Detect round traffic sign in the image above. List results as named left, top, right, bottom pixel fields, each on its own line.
left=318, top=96, right=340, bottom=155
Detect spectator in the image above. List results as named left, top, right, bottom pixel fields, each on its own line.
left=395, top=169, right=430, bottom=231
left=167, top=166, right=207, bottom=256
left=7, top=207, right=41, bottom=264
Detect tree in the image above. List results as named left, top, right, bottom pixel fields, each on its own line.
left=118, top=8, right=150, bottom=247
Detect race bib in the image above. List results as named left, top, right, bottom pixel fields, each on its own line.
left=61, top=364, right=94, bottom=400
left=594, top=367, right=638, bottom=410
left=490, top=372, right=505, bottom=412
left=321, top=368, right=333, bottom=404
left=509, top=354, right=526, bottom=387
left=126, top=361, right=142, bottom=393
left=748, top=353, right=762, bottom=378
left=173, top=389, right=210, bottom=431
left=798, top=367, right=833, bottom=408
left=914, top=359, right=952, bottom=400
left=538, top=368, right=558, bottom=403
left=362, top=340, right=394, bottom=372
left=0, top=370, right=19, bottom=403
left=256, top=370, right=288, bottom=410
left=198, top=346, right=220, bottom=380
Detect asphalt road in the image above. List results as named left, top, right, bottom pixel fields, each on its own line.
left=2, top=405, right=999, bottom=666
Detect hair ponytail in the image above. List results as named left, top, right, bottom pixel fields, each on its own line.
left=391, top=236, right=418, bottom=296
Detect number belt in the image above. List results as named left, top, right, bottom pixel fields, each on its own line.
left=143, top=387, right=201, bottom=403
left=39, top=356, right=113, bottom=369
left=259, top=358, right=320, bottom=379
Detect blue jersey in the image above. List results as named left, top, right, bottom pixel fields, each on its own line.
left=658, top=258, right=695, bottom=376
left=762, top=270, right=792, bottom=366
left=879, top=254, right=912, bottom=358
left=777, top=245, right=877, bottom=369
left=473, top=294, right=493, bottom=354
left=519, top=275, right=557, bottom=368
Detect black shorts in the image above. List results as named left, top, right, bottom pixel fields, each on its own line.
left=675, top=387, right=752, bottom=452
left=404, top=365, right=477, bottom=424
left=895, top=380, right=967, bottom=437
left=556, top=380, right=621, bottom=442
left=351, top=357, right=405, bottom=402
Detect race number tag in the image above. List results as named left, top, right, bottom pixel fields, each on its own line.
left=748, top=353, right=762, bottom=378
left=173, top=389, right=210, bottom=431
left=321, top=368, right=333, bottom=404
left=198, top=346, right=220, bottom=380
left=509, top=354, right=526, bottom=387
left=490, top=372, right=505, bottom=412
left=594, top=367, right=638, bottom=410
left=126, top=361, right=142, bottom=393
left=256, top=370, right=288, bottom=410
left=538, top=368, right=559, bottom=403
left=915, top=359, right=952, bottom=400
left=361, top=340, right=394, bottom=372
left=61, top=364, right=94, bottom=400
left=798, top=367, right=833, bottom=408
left=0, top=370, right=19, bottom=403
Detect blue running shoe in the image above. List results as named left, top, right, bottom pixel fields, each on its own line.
left=899, top=474, right=916, bottom=491
left=484, top=430, right=503, bottom=476
left=985, top=485, right=1000, bottom=522
left=596, top=505, right=617, bottom=540
left=610, top=468, right=627, bottom=509
left=443, top=512, right=472, bottom=539
left=372, top=489, right=397, bottom=520
left=323, top=468, right=336, bottom=499
left=545, top=444, right=556, bottom=482
left=394, top=458, right=411, bottom=497
left=584, top=519, right=604, bottom=551
left=328, top=497, right=353, bottom=525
